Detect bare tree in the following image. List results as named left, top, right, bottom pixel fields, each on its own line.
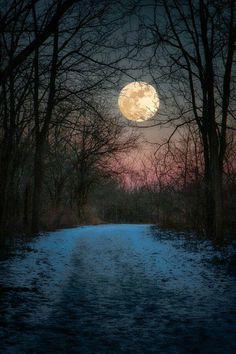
left=60, top=104, right=138, bottom=221
left=139, top=0, right=236, bottom=243
left=16, top=0, right=135, bottom=232
left=0, top=0, right=130, bottom=234
left=0, top=0, right=78, bottom=84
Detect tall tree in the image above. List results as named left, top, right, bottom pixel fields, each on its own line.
left=141, top=0, right=236, bottom=243
left=28, top=0, right=133, bottom=232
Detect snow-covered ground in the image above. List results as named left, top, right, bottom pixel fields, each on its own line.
left=0, top=224, right=235, bottom=353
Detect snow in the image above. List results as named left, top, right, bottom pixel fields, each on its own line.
left=0, top=224, right=235, bottom=353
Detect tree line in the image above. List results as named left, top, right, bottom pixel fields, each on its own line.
left=0, top=0, right=138, bottom=235
left=0, top=0, right=235, bottom=247
left=92, top=126, right=236, bottom=244
left=136, top=0, right=236, bottom=244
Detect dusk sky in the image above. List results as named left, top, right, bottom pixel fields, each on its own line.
left=0, top=1, right=235, bottom=353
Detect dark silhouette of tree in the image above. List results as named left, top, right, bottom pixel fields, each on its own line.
left=139, top=0, right=236, bottom=244
left=0, top=0, right=78, bottom=84
left=60, top=104, right=138, bottom=221
left=0, top=0, right=138, bottom=234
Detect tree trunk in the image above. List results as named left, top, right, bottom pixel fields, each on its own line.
left=0, top=151, right=10, bottom=231
left=203, top=119, right=224, bottom=245
left=31, top=138, right=44, bottom=233
left=203, top=153, right=224, bottom=245
left=31, top=9, right=59, bottom=233
left=0, top=127, right=15, bottom=232
left=211, top=149, right=224, bottom=246
left=77, top=187, right=87, bottom=222
left=23, top=184, right=29, bottom=227
left=203, top=146, right=214, bottom=239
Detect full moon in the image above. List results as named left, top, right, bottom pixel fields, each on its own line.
left=118, top=82, right=160, bottom=122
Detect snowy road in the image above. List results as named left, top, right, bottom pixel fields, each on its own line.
left=0, top=224, right=235, bottom=353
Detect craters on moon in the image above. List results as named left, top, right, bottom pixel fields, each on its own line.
left=118, top=82, right=160, bottom=122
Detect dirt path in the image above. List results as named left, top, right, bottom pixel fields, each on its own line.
left=0, top=224, right=235, bottom=353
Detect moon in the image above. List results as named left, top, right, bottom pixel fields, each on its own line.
left=118, top=82, right=160, bottom=122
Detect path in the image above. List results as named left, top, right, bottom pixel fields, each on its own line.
left=0, top=224, right=235, bottom=353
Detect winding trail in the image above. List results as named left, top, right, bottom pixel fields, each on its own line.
left=0, top=224, right=235, bottom=353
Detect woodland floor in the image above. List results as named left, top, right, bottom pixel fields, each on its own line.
left=0, top=224, right=235, bottom=353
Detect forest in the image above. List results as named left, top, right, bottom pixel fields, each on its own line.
left=0, top=1, right=236, bottom=353
left=0, top=0, right=235, bottom=247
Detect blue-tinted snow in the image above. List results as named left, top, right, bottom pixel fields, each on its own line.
left=0, top=224, right=235, bottom=353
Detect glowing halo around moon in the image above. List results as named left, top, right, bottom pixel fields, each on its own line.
left=118, top=82, right=160, bottom=122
